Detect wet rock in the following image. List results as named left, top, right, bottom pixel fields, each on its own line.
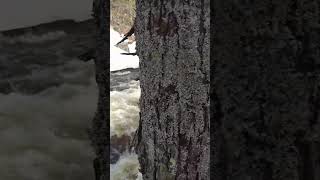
left=110, top=68, right=139, bottom=91
left=110, top=147, right=121, bottom=164
left=110, top=135, right=132, bottom=153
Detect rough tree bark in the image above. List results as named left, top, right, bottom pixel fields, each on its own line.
left=212, top=0, right=320, bottom=180
left=89, top=0, right=110, bottom=180
left=135, top=0, right=210, bottom=179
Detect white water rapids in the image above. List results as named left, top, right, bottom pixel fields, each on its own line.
left=0, top=27, right=141, bottom=179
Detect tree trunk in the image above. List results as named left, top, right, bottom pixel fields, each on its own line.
left=89, top=0, right=110, bottom=180
left=135, top=0, right=210, bottom=179
left=212, top=1, right=320, bottom=179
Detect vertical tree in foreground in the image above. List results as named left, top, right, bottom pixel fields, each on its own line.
left=134, top=0, right=210, bottom=179
left=90, top=0, right=110, bottom=180
left=213, top=1, right=320, bottom=179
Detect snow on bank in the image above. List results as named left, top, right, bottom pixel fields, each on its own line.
left=109, top=27, right=141, bottom=179
left=110, top=27, right=139, bottom=71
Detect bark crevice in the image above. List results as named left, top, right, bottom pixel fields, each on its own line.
left=135, top=0, right=210, bottom=179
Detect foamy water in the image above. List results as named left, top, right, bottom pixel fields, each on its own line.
left=0, top=1, right=142, bottom=176
left=0, top=28, right=142, bottom=179
left=0, top=60, right=97, bottom=180
left=109, top=27, right=141, bottom=180
left=0, top=31, right=67, bottom=44
left=110, top=153, right=142, bottom=180
left=110, top=80, right=140, bottom=137
left=109, top=79, right=142, bottom=179
left=0, top=60, right=142, bottom=180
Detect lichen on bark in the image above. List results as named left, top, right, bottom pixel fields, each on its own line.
left=135, top=0, right=210, bottom=179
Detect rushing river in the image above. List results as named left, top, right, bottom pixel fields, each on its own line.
left=0, top=20, right=141, bottom=180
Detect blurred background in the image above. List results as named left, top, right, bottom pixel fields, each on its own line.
left=0, top=0, right=141, bottom=179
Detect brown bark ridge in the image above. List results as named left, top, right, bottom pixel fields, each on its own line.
left=212, top=0, right=320, bottom=180
left=89, top=0, right=110, bottom=180
left=135, top=0, right=210, bottom=179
